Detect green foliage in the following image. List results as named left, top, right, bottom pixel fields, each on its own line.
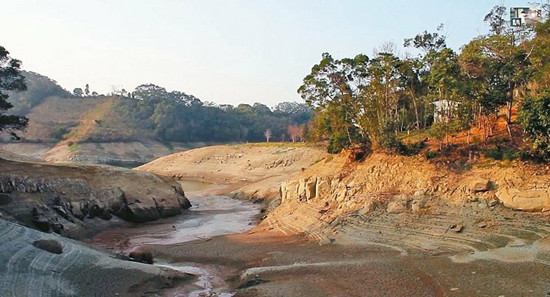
left=104, top=84, right=312, bottom=143
left=483, top=148, right=517, bottom=160
left=424, top=150, right=439, bottom=159
left=68, top=142, right=79, bottom=152
left=49, top=124, right=69, bottom=139
left=327, top=132, right=349, bottom=154
left=0, top=46, right=28, bottom=135
left=519, top=91, right=550, bottom=159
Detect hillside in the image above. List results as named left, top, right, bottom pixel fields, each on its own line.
left=1, top=94, right=181, bottom=164
left=3, top=75, right=312, bottom=165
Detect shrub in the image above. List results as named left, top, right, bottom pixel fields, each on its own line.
left=519, top=90, right=550, bottom=160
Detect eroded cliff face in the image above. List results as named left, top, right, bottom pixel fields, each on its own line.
left=268, top=152, right=550, bottom=240
left=0, top=158, right=191, bottom=238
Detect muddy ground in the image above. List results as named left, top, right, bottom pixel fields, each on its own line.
left=116, top=180, right=550, bottom=297
left=150, top=227, right=550, bottom=297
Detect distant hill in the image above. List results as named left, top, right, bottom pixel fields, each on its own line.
left=1, top=72, right=312, bottom=165
left=7, top=71, right=72, bottom=115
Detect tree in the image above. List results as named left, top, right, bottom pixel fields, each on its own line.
left=287, top=124, right=303, bottom=143
left=73, top=87, right=83, bottom=97
left=298, top=53, right=370, bottom=150
left=264, top=129, right=272, bottom=142
left=0, top=46, right=28, bottom=135
left=484, top=5, right=507, bottom=35
left=519, top=90, right=550, bottom=159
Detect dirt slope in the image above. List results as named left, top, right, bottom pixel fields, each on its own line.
left=136, top=143, right=328, bottom=199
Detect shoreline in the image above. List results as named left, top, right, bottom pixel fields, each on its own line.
left=86, top=178, right=550, bottom=296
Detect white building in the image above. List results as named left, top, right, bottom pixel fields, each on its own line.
left=433, top=100, right=459, bottom=123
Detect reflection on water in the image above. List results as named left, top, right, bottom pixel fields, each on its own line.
left=156, top=263, right=235, bottom=297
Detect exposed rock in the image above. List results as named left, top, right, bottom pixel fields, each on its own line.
left=0, top=158, right=191, bottom=236
left=470, top=179, right=491, bottom=193
left=449, top=224, right=464, bottom=233
left=387, top=197, right=409, bottom=214
left=487, top=196, right=500, bottom=207
left=31, top=208, right=51, bottom=232
left=496, top=188, right=550, bottom=212
left=476, top=221, right=488, bottom=228
left=319, top=238, right=334, bottom=245
left=33, top=239, right=63, bottom=254
left=129, top=248, right=154, bottom=264
left=411, top=200, right=421, bottom=214
left=358, top=201, right=374, bottom=215
left=0, top=219, right=180, bottom=296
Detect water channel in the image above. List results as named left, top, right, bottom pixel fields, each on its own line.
left=90, top=180, right=262, bottom=297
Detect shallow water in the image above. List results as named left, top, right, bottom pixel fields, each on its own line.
left=92, top=194, right=260, bottom=251
left=90, top=180, right=261, bottom=296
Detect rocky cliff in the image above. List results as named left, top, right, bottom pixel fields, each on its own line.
left=278, top=152, right=550, bottom=215
left=260, top=151, right=550, bottom=253
left=0, top=153, right=191, bottom=238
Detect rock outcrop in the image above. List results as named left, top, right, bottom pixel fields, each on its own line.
left=262, top=152, right=550, bottom=245
left=496, top=188, right=550, bottom=211
left=0, top=219, right=188, bottom=297
left=0, top=157, right=191, bottom=237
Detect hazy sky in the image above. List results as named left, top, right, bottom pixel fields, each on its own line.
left=1, top=0, right=537, bottom=107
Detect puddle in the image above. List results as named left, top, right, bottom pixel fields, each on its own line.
left=157, top=263, right=235, bottom=297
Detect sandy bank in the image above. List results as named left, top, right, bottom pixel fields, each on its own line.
left=136, top=143, right=328, bottom=199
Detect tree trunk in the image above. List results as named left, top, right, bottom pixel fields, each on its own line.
left=507, top=85, right=514, bottom=124
left=411, top=91, right=421, bottom=130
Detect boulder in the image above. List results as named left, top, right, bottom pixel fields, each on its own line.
left=470, top=179, right=491, bottom=193
left=33, top=239, right=63, bottom=254
left=387, top=198, right=409, bottom=214
left=496, top=188, right=550, bottom=212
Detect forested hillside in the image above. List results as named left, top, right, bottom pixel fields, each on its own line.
left=299, top=6, right=550, bottom=160
left=5, top=80, right=311, bottom=144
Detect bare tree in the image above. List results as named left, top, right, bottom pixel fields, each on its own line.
left=264, top=129, right=272, bottom=142
left=287, top=124, right=303, bottom=143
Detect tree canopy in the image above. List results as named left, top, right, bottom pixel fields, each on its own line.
left=0, top=46, right=28, bottom=135
left=299, top=6, right=550, bottom=156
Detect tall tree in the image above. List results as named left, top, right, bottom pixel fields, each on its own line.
left=0, top=46, right=28, bottom=135
left=298, top=53, right=369, bottom=151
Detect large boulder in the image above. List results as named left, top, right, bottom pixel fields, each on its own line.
left=496, top=188, right=550, bottom=212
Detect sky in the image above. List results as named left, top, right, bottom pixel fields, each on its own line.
left=1, top=0, right=541, bottom=107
